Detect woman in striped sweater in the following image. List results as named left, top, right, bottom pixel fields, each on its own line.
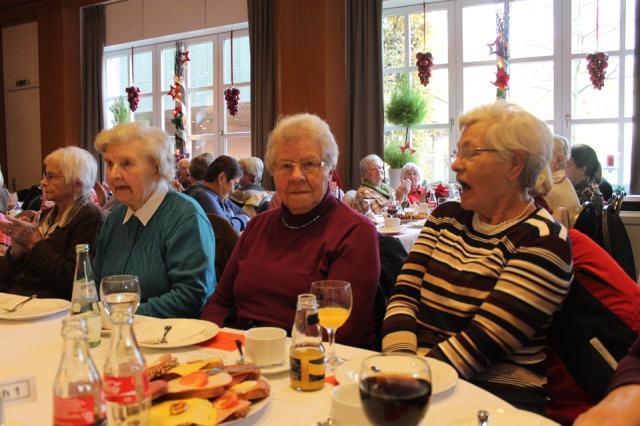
left=381, top=101, right=574, bottom=415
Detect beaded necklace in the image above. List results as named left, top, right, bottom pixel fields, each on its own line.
left=474, top=200, right=534, bottom=233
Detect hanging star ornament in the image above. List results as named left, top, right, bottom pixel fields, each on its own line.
left=168, top=85, right=178, bottom=100
left=492, top=67, right=510, bottom=90
left=399, top=142, right=416, bottom=155
left=181, top=50, right=190, bottom=64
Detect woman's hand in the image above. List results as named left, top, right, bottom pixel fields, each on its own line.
left=395, top=179, right=411, bottom=202
left=0, top=213, right=45, bottom=260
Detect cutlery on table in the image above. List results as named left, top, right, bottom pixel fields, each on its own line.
left=206, top=362, right=284, bottom=376
left=0, top=294, right=37, bottom=313
left=235, top=338, right=249, bottom=364
left=157, top=325, right=172, bottom=343
left=477, top=409, right=490, bottom=426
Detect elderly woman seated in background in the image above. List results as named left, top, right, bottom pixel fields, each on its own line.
left=353, top=154, right=395, bottom=215
left=382, top=102, right=573, bottom=414
left=394, top=161, right=426, bottom=206
left=201, top=113, right=380, bottom=349
left=189, top=155, right=250, bottom=232
left=230, top=156, right=271, bottom=217
left=543, top=135, right=581, bottom=220
left=92, top=122, right=216, bottom=319
left=184, top=152, right=214, bottom=196
left=0, top=147, right=104, bottom=299
left=565, top=143, right=604, bottom=210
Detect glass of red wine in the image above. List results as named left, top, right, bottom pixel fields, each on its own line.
left=358, top=353, right=432, bottom=426
left=385, top=203, right=398, bottom=218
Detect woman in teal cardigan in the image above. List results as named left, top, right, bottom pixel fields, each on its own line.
left=92, top=122, right=216, bottom=319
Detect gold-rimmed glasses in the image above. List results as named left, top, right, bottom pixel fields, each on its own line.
left=451, top=147, right=499, bottom=162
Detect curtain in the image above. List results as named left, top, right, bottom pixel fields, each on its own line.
left=346, top=0, right=384, bottom=190
left=630, top=0, right=640, bottom=195
left=80, top=5, right=105, bottom=177
left=247, top=0, right=276, bottom=190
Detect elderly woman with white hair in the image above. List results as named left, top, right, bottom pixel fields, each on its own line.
left=202, top=113, right=380, bottom=349
left=382, top=102, right=573, bottom=414
left=0, top=147, right=104, bottom=299
left=230, top=156, right=271, bottom=217
left=394, top=161, right=426, bottom=206
left=543, top=135, right=580, bottom=220
left=353, top=154, right=395, bottom=215
left=92, top=122, right=216, bottom=319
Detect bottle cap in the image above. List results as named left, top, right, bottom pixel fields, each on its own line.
left=75, top=243, right=89, bottom=253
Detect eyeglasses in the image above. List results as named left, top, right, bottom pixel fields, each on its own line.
left=273, top=160, right=326, bottom=175
left=452, top=147, right=499, bottom=162
left=42, top=172, right=64, bottom=182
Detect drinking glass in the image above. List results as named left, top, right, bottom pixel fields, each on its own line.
left=359, top=353, right=432, bottom=426
left=99, top=275, right=141, bottom=316
left=385, top=203, right=398, bottom=218
left=310, top=280, right=352, bottom=370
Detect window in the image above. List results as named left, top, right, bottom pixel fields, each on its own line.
left=104, top=29, right=251, bottom=161
left=383, top=0, right=635, bottom=192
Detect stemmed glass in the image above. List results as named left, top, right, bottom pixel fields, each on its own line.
left=359, top=353, right=432, bottom=426
left=99, top=275, right=141, bottom=316
left=310, top=280, right=352, bottom=370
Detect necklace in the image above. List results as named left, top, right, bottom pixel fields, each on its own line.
left=474, top=200, right=534, bottom=233
left=281, top=213, right=322, bottom=230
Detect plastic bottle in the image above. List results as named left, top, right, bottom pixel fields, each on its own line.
left=290, top=293, right=325, bottom=391
left=427, top=190, right=437, bottom=215
left=53, top=317, right=106, bottom=426
left=70, top=244, right=101, bottom=348
left=103, top=304, right=150, bottom=425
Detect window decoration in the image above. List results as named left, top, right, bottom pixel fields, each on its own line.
left=415, top=2, right=434, bottom=87
left=169, top=41, right=189, bottom=158
left=586, top=0, right=608, bottom=90
left=126, top=47, right=140, bottom=112
left=224, top=30, right=240, bottom=116
left=487, top=1, right=510, bottom=98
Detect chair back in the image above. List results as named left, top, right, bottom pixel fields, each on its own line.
left=206, top=213, right=240, bottom=280
left=552, top=206, right=571, bottom=229
left=256, top=194, right=273, bottom=214
left=572, top=202, right=599, bottom=243
left=609, top=193, right=624, bottom=213
left=342, top=190, right=357, bottom=208
left=602, top=204, right=637, bottom=280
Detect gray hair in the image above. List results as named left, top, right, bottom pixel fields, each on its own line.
left=44, top=147, right=97, bottom=198
left=458, top=101, right=552, bottom=190
left=265, top=113, right=339, bottom=174
left=94, top=122, right=175, bottom=183
left=359, top=154, right=383, bottom=179
left=239, top=157, right=265, bottom=184
left=190, top=153, right=214, bottom=181
left=400, top=162, right=423, bottom=184
left=552, top=135, right=570, bottom=169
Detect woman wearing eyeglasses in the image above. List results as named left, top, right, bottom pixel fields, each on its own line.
left=0, top=147, right=104, bottom=300
left=201, top=113, right=380, bottom=349
left=382, top=102, right=573, bottom=414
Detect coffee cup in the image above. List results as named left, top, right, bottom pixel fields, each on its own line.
left=244, top=326, right=287, bottom=366
left=331, top=383, right=370, bottom=425
left=384, top=217, right=401, bottom=229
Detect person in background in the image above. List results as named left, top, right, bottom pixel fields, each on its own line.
left=0, top=147, right=105, bottom=299
left=0, top=167, right=16, bottom=213
left=382, top=102, right=573, bottom=414
left=230, top=157, right=271, bottom=217
left=543, top=135, right=580, bottom=221
left=201, top=113, right=380, bottom=349
left=565, top=144, right=604, bottom=210
left=189, top=156, right=250, bottom=232
left=177, top=157, right=194, bottom=188
left=92, top=122, right=216, bottom=319
left=184, top=152, right=214, bottom=196
left=353, top=154, right=394, bottom=215
left=394, top=162, right=426, bottom=206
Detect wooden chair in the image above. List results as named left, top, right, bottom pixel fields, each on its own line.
left=206, top=213, right=239, bottom=280
left=602, top=204, right=637, bottom=280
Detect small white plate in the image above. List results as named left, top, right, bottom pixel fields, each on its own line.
left=226, top=350, right=290, bottom=375
left=0, top=296, right=70, bottom=321
left=334, top=357, right=458, bottom=396
left=136, top=318, right=219, bottom=349
left=427, top=404, right=559, bottom=425
left=378, top=227, right=405, bottom=236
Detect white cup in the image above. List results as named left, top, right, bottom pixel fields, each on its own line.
left=419, top=202, right=428, bottom=214
left=331, top=383, right=370, bottom=425
left=244, top=327, right=287, bottom=366
left=384, top=217, right=401, bottom=229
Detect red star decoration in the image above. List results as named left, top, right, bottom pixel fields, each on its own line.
left=168, top=85, right=178, bottom=100
left=173, top=106, right=182, bottom=117
left=181, top=51, right=190, bottom=64
left=492, top=67, right=510, bottom=90
left=399, top=142, right=416, bottom=155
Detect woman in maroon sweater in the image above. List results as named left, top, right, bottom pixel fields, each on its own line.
left=201, top=113, right=380, bottom=349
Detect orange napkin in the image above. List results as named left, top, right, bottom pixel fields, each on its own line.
left=198, top=330, right=244, bottom=351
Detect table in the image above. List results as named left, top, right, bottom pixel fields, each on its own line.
left=378, top=223, right=422, bottom=253
left=1, top=311, right=558, bottom=425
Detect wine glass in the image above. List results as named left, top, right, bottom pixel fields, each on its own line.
left=310, top=280, right=353, bottom=370
left=359, top=353, right=432, bottom=426
left=385, top=203, right=398, bottom=218
left=99, top=275, right=141, bottom=316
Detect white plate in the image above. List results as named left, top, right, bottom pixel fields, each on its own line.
left=224, top=392, right=270, bottom=425
left=378, top=227, right=405, bottom=236
left=0, top=296, right=70, bottom=321
left=136, top=318, right=219, bottom=349
left=334, top=357, right=458, bottom=396
left=427, top=404, right=559, bottom=425
left=226, top=350, right=290, bottom=375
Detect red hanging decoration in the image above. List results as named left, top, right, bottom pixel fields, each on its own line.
left=586, top=0, right=608, bottom=90
left=126, top=47, right=140, bottom=112
left=415, top=2, right=434, bottom=87
left=224, top=30, right=240, bottom=116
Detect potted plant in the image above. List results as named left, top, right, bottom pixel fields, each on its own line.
left=109, top=96, right=130, bottom=126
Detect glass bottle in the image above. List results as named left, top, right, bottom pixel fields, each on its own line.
left=103, top=304, right=150, bottom=425
left=53, top=317, right=106, bottom=426
left=70, top=244, right=101, bottom=348
left=290, top=293, right=325, bottom=391
left=427, top=190, right=437, bottom=216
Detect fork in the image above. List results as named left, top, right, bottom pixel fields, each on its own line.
left=0, top=294, right=37, bottom=313
left=157, top=325, right=172, bottom=343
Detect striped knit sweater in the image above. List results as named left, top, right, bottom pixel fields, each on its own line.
left=382, top=201, right=573, bottom=394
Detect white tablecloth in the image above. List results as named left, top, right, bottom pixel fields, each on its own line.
left=1, top=310, right=558, bottom=425
left=379, top=224, right=422, bottom=253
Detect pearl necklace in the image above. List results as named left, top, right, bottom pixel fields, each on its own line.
left=474, top=200, right=534, bottom=233
left=281, top=214, right=321, bottom=230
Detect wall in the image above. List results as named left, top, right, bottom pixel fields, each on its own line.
left=621, top=212, right=640, bottom=280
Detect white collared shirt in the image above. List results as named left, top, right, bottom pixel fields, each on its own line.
left=123, top=181, right=169, bottom=226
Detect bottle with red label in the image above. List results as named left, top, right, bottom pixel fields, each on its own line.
left=102, top=303, right=150, bottom=425
left=53, top=317, right=106, bottom=426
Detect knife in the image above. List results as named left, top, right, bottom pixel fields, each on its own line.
left=206, top=362, right=285, bottom=376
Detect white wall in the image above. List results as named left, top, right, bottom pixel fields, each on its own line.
left=621, top=212, right=640, bottom=280
left=2, top=22, right=41, bottom=192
